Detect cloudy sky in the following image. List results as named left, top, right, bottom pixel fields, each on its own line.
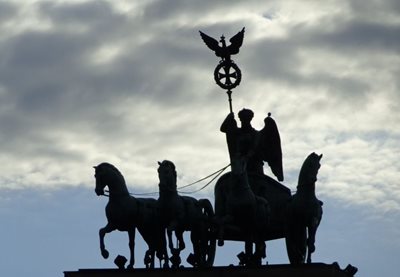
left=0, top=0, right=399, bottom=276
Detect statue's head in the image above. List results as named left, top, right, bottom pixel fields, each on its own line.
left=238, top=108, right=254, bottom=124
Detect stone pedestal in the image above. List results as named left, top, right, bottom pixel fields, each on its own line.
left=65, top=263, right=357, bottom=277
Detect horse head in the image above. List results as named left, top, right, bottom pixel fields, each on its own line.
left=157, top=160, right=177, bottom=192
left=94, top=162, right=126, bottom=196
left=297, top=152, right=323, bottom=190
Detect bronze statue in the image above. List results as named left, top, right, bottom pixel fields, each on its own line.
left=215, top=155, right=270, bottom=266
left=89, top=28, right=329, bottom=269
left=220, top=109, right=283, bottom=180
left=216, top=108, right=315, bottom=266
left=199, top=27, right=244, bottom=63
left=285, top=153, right=324, bottom=264
left=199, top=28, right=245, bottom=111
left=157, top=160, right=216, bottom=268
left=94, top=163, right=169, bottom=269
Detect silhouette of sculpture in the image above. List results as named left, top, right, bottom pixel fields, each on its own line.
left=220, top=109, right=283, bottom=180
left=94, top=163, right=169, bottom=269
left=215, top=109, right=292, bottom=265
left=215, top=155, right=270, bottom=266
left=285, top=153, right=323, bottom=264
left=199, top=27, right=244, bottom=62
left=199, top=27, right=245, bottom=99
left=89, top=27, right=331, bottom=270
left=157, top=160, right=216, bottom=268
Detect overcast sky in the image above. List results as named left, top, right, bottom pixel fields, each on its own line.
left=0, top=0, right=399, bottom=276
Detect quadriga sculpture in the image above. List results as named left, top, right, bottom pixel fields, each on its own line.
left=285, top=152, right=324, bottom=264
left=157, top=160, right=216, bottom=268
left=94, top=162, right=169, bottom=269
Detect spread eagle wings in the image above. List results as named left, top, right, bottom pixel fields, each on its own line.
left=199, top=27, right=245, bottom=59
left=258, top=114, right=284, bottom=181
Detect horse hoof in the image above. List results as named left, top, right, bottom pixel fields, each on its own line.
left=218, top=239, right=224, bottom=247
left=127, top=264, right=134, bottom=269
left=163, top=263, right=170, bottom=269
left=101, top=249, right=109, bottom=259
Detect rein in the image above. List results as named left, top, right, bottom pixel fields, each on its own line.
left=102, top=164, right=230, bottom=197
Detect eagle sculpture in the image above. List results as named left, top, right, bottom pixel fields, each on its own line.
left=199, top=27, right=245, bottom=61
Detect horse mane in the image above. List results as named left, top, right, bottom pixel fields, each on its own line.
left=97, top=162, right=126, bottom=185
left=297, top=152, right=322, bottom=189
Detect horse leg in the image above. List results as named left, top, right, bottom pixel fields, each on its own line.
left=167, top=229, right=180, bottom=268
left=254, top=241, right=266, bottom=266
left=306, top=223, right=318, bottom=264
left=144, top=249, right=153, bottom=269
left=99, top=223, right=115, bottom=259
left=157, top=248, right=169, bottom=268
left=158, top=231, right=169, bottom=268
left=238, top=240, right=253, bottom=266
left=167, top=229, right=174, bottom=252
left=150, top=250, right=155, bottom=269
left=176, top=229, right=186, bottom=251
left=217, top=224, right=225, bottom=247
left=285, top=225, right=307, bottom=264
left=149, top=249, right=155, bottom=269
left=217, top=214, right=234, bottom=247
left=191, top=227, right=207, bottom=267
left=127, top=229, right=136, bottom=268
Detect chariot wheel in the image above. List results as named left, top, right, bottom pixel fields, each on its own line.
left=199, top=198, right=216, bottom=267
left=214, top=60, right=242, bottom=90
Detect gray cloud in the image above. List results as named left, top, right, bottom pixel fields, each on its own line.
left=0, top=0, right=399, bottom=215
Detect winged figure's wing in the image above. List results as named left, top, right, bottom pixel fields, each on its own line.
left=199, top=31, right=222, bottom=57
left=259, top=114, right=284, bottom=181
left=227, top=27, right=245, bottom=55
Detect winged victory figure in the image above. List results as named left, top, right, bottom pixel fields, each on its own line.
left=220, top=109, right=284, bottom=182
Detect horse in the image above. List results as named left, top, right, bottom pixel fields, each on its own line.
left=285, top=152, right=324, bottom=264
left=157, top=160, right=215, bottom=268
left=94, top=162, right=169, bottom=269
left=214, top=156, right=270, bottom=266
